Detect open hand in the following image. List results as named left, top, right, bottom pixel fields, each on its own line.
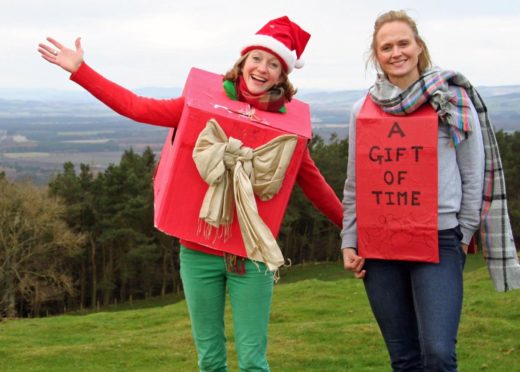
left=38, top=37, right=84, bottom=74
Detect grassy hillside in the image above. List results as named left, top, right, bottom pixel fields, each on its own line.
left=0, top=254, right=518, bottom=371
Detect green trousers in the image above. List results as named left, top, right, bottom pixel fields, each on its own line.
left=180, top=246, right=274, bottom=372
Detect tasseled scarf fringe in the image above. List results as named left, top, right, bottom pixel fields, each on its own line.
left=222, top=253, right=292, bottom=283
left=197, top=219, right=232, bottom=244
left=224, top=253, right=246, bottom=274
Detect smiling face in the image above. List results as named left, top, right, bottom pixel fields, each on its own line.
left=375, top=21, right=423, bottom=89
left=241, top=49, right=283, bottom=94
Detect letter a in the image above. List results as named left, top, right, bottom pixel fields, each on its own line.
left=388, top=122, right=405, bottom=138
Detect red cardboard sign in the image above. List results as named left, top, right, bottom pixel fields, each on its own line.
left=153, top=68, right=311, bottom=257
left=356, top=97, right=439, bottom=262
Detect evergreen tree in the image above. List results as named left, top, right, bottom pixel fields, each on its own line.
left=27, top=131, right=518, bottom=316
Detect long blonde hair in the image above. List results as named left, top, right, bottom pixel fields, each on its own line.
left=223, top=52, right=297, bottom=101
left=367, top=10, right=432, bottom=75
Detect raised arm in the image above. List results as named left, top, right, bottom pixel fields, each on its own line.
left=38, top=37, right=184, bottom=127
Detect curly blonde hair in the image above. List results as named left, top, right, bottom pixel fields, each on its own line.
left=223, top=52, right=297, bottom=101
left=367, top=10, right=432, bottom=75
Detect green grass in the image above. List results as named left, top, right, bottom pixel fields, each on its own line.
left=0, top=254, right=519, bottom=371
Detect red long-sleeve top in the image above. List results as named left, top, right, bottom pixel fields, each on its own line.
left=70, top=62, right=343, bottom=256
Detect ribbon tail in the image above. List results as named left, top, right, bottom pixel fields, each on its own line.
left=234, top=163, right=284, bottom=271
left=199, top=175, right=233, bottom=228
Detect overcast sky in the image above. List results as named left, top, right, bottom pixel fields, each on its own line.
left=2, top=0, right=519, bottom=95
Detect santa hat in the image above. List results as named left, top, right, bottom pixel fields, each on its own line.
left=241, top=16, right=311, bottom=73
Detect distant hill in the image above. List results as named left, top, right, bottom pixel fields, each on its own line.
left=1, top=85, right=519, bottom=183
left=1, top=85, right=519, bottom=131
left=299, top=85, right=520, bottom=138
left=0, top=87, right=183, bottom=102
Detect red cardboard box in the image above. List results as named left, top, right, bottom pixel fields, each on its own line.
left=154, top=67, right=311, bottom=257
left=356, top=97, right=439, bottom=262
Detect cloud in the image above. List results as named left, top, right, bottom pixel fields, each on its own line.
left=3, top=0, right=520, bottom=94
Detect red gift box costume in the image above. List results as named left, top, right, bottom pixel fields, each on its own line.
left=155, top=66, right=319, bottom=270
left=70, top=62, right=342, bottom=265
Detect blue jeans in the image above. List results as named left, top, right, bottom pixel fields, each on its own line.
left=363, top=227, right=466, bottom=372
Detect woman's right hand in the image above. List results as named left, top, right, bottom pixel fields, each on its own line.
left=342, top=247, right=366, bottom=279
left=38, top=37, right=84, bottom=74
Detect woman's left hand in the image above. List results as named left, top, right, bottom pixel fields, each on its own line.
left=342, top=248, right=366, bottom=279
left=461, top=243, right=468, bottom=255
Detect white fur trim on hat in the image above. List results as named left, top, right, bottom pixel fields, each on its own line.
left=241, top=34, right=297, bottom=73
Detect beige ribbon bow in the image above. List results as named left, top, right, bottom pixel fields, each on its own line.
left=192, top=119, right=297, bottom=271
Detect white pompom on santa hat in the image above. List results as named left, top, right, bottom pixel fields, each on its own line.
left=241, top=16, right=311, bottom=73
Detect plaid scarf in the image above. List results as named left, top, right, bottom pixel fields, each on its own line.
left=369, top=69, right=520, bottom=292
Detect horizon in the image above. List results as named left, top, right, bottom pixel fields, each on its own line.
left=1, top=82, right=520, bottom=102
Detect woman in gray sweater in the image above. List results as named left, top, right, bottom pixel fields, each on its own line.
left=341, top=9, right=490, bottom=371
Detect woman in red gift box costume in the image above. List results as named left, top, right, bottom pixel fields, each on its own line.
left=341, top=10, right=520, bottom=371
left=39, top=16, right=342, bottom=371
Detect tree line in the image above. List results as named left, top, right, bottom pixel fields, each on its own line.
left=1, top=131, right=519, bottom=318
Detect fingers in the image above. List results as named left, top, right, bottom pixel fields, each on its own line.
left=347, top=256, right=365, bottom=273
left=38, top=36, right=85, bottom=73
left=38, top=37, right=61, bottom=62
left=46, top=36, right=63, bottom=49
left=342, top=248, right=366, bottom=279
left=37, top=45, right=58, bottom=65
left=38, top=43, right=56, bottom=57
left=342, top=249, right=363, bottom=269
left=75, top=37, right=82, bottom=51
left=354, top=269, right=366, bottom=279
left=39, top=53, right=54, bottom=64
